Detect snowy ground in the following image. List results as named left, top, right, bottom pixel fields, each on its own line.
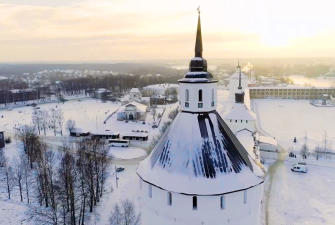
left=2, top=87, right=335, bottom=225
left=0, top=98, right=120, bottom=136
left=252, top=99, right=335, bottom=152
left=265, top=159, right=335, bottom=225
left=109, top=146, right=147, bottom=160
left=0, top=199, right=33, bottom=225
left=88, top=164, right=140, bottom=225
left=253, top=99, right=335, bottom=225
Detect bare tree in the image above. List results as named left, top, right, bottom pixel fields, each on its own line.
left=109, top=200, right=141, bottom=225
left=14, top=158, right=24, bottom=202
left=21, top=152, right=32, bottom=204
left=41, top=110, right=50, bottom=135
left=66, top=120, right=76, bottom=133
left=17, top=125, right=42, bottom=168
left=50, top=108, right=64, bottom=136
left=109, top=204, right=122, bottom=225
left=4, top=160, right=14, bottom=199
left=32, top=109, right=43, bottom=135
left=122, top=200, right=141, bottom=225
left=56, top=108, right=64, bottom=136
left=58, top=151, right=77, bottom=225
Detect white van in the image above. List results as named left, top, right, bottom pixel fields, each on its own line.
left=291, top=163, right=308, bottom=173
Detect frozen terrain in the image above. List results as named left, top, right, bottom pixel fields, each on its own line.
left=1, top=90, right=335, bottom=225
left=0, top=98, right=120, bottom=135
left=253, top=99, right=335, bottom=225
left=265, top=159, right=335, bottom=225
left=252, top=99, right=335, bottom=152
left=109, top=146, right=147, bottom=160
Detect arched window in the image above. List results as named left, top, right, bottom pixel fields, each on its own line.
left=193, top=196, right=197, bottom=210
left=185, top=89, right=189, bottom=101
left=148, top=185, right=152, bottom=198
left=211, top=88, right=215, bottom=106
left=243, top=190, right=247, bottom=204
left=198, top=89, right=202, bottom=102
left=185, top=89, right=190, bottom=108
left=198, top=90, right=203, bottom=108
left=168, top=192, right=172, bottom=206
left=220, top=196, right=225, bottom=209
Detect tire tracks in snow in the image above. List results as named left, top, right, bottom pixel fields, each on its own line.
left=264, top=149, right=286, bottom=225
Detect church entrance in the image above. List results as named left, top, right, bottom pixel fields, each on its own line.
left=129, top=114, right=134, bottom=120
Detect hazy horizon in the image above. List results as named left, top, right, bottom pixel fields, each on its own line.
left=1, top=0, right=335, bottom=62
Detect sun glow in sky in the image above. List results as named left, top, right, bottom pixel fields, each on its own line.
left=0, top=0, right=334, bottom=62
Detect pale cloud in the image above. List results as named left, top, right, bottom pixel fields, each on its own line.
left=0, top=0, right=334, bottom=62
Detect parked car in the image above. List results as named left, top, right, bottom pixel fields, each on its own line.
left=291, top=163, right=308, bottom=173
left=116, top=167, right=125, bottom=173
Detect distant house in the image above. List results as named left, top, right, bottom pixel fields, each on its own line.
left=95, top=88, right=112, bottom=100
left=117, top=101, right=147, bottom=121
left=122, top=132, right=148, bottom=141
left=90, top=130, right=120, bottom=140
left=129, top=88, right=142, bottom=101
left=69, top=128, right=90, bottom=137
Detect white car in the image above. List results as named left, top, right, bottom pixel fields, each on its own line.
left=291, top=163, right=308, bottom=173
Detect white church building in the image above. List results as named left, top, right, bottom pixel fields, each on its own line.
left=117, top=101, right=147, bottom=121
left=137, top=11, right=265, bottom=225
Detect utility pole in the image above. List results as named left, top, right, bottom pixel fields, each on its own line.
left=115, top=165, right=119, bottom=189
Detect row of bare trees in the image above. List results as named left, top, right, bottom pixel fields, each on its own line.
left=1, top=125, right=141, bottom=225
left=32, top=107, right=64, bottom=136
left=0, top=126, right=109, bottom=225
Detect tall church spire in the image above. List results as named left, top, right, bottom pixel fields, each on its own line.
left=238, top=61, right=242, bottom=90
left=195, top=7, right=203, bottom=58
left=235, top=61, right=245, bottom=103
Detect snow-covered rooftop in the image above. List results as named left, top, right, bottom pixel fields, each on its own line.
left=235, top=129, right=256, bottom=158
left=258, top=135, right=278, bottom=146
left=130, top=88, right=140, bottom=93
left=118, top=101, right=147, bottom=113
left=137, top=112, right=264, bottom=195
left=224, top=103, right=256, bottom=121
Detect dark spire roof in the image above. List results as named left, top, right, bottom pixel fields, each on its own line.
left=195, top=9, right=203, bottom=58
left=181, top=8, right=215, bottom=81
left=235, top=61, right=245, bottom=103
left=238, top=61, right=242, bottom=90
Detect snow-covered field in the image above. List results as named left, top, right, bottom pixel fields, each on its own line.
left=254, top=99, right=335, bottom=225
left=1, top=88, right=335, bottom=225
left=252, top=99, right=335, bottom=152
left=109, top=146, right=147, bottom=160
left=0, top=98, right=120, bottom=135
left=266, top=160, right=335, bottom=225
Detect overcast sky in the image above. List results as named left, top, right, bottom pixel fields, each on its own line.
left=0, top=0, right=334, bottom=62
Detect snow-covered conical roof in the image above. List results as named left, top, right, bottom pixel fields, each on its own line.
left=137, top=111, right=264, bottom=195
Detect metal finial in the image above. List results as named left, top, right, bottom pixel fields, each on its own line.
left=197, top=6, right=200, bottom=15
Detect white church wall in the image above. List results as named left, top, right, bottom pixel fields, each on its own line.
left=179, top=82, right=217, bottom=112
left=139, top=178, right=264, bottom=225
left=225, top=119, right=256, bottom=133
